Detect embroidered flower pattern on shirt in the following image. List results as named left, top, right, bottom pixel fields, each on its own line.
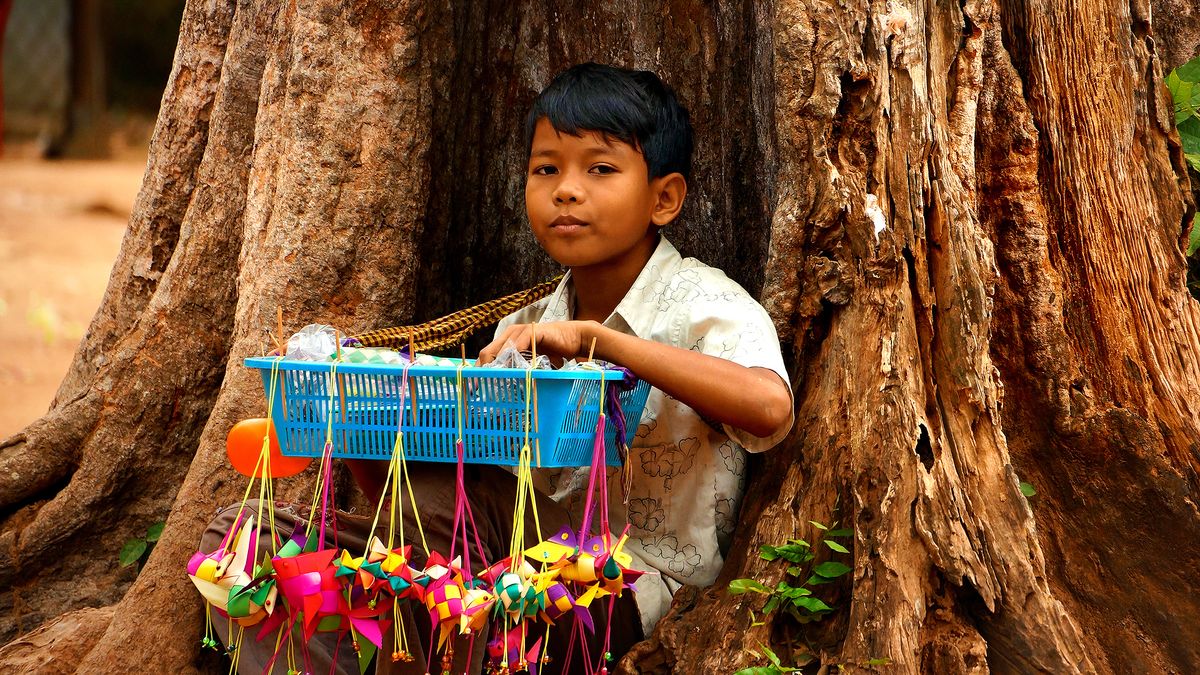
left=647, top=268, right=704, bottom=312
left=715, top=498, right=736, bottom=538
left=642, top=534, right=703, bottom=577
left=640, top=437, right=698, bottom=489
left=719, top=440, right=745, bottom=477
left=636, top=415, right=657, bottom=439
left=702, top=290, right=742, bottom=303
left=628, top=497, right=665, bottom=532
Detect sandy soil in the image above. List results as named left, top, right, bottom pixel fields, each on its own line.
left=0, top=158, right=145, bottom=437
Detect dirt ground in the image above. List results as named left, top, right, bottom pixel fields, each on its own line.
left=0, top=157, right=144, bottom=437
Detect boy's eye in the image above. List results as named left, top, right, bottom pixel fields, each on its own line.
left=590, top=164, right=617, bottom=175
left=532, top=165, right=558, bottom=176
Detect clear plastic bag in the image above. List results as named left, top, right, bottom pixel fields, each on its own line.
left=482, top=340, right=554, bottom=370
left=285, top=324, right=339, bottom=361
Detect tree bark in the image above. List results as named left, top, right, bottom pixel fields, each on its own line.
left=1, top=0, right=1197, bottom=673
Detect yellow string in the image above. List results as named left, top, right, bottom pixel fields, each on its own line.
left=270, top=629, right=285, bottom=671
left=226, top=623, right=243, bottom=675
left=365, top=432, right=399, bottom=553
left=364, top=370, right=428, bottom=555
left=352, top=369, right=427, bottom=660
left=397, top=369, right=429, bottom=552
left=263, top=358, right=277, bottom=550
left=224, top=358, right=285, bottom=556
left=287, top=628, right=297, bottom=673
left=397, top=430, right=429, bottom=551
left=303, top=361, right=341, bottom=541
left=204, top=603, right=214, bottom=646
left=508, top=370, right=533, bottom=566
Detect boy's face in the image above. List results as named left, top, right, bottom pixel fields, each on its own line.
left=526, top=118, right=675, bottom=275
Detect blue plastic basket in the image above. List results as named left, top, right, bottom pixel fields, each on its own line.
left=245, top=357, right=650, bottom=467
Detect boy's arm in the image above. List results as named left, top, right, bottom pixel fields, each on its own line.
left=478, top=320, right=793, bottom=440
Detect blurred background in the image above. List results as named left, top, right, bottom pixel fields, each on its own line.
left=1, top=0, right=183, bottom=435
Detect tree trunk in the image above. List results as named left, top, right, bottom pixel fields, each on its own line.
left=1, top=0, right=1197, bottom=673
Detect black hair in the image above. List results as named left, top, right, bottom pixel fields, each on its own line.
left=524, top=63, right=694, bottom=180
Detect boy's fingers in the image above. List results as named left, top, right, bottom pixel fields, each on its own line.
left=477, top=324, right=530, bottom=364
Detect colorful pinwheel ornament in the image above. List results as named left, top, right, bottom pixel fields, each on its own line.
left=186, top=350, right=646, bottom=675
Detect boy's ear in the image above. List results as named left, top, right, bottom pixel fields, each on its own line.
left=650, top=173, right=688, bottom=227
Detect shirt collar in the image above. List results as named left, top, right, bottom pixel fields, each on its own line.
left=538, top=236, right=684, bottom=341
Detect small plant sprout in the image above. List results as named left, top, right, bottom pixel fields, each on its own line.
left=727, top=520, right=855, bottom=672
left=119, top=521, right=166, bottom=571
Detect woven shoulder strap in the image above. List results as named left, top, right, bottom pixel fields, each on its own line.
left=348, top=276, right=563, bottom=351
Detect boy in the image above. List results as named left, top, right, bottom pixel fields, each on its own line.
left=203, top=63, right=791, bottom=675
left=480, top=62, right=794, bottom=647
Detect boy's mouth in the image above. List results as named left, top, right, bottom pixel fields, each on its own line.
left=550, top=215, right=588, bottom=230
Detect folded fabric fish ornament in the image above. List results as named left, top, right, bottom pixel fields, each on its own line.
left=523, top=525, right=579, bottom=567
left=342, top=588, right=393, bottom=652
left=356, top=538, right=422, bottom=600
left=272, top=542, right=347, bottom=641
left=535, top=577, right=591, bottom=632
left=419, top=553, right=495, bottom=650
left=486, top=629, right=544, bottom=675
left=241, top=524, right=307, bottom=641
left=525, top=525, right=643, bottom=608
left=480, top=557, right=543, bottom=623
left=188, top=513, right=278, bottom=627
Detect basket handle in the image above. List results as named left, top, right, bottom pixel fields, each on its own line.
left=347, top=276, right=562, bottom=352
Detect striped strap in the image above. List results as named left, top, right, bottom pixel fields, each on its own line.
left=348, top=276, right=563, bottom=351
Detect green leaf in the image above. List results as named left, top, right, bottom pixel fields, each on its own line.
left=759, top=545, right=780, bottom=561
left=733, top=668, right=783, bottom=675
left=813, top=561, right=852, bottom=578
left=1019, top=481, right=1037, bottom=497
left=761, top=643, right=783, bottom=668
left=1178, top=57, right=1200, bottom=83
left=1168, top=69, right=1183, bottom=93
left=827, top=528, right=853, bottom=538
left=768, top=540, right=816, bottom=562
left=763, top=596, right=781, bottom=614
left=809, top=520, right=828, bottom=530
left=792, top=596, right=834, bottom=613
left=1178, top=116, right=1200, bottom=155
left=867, top=657, right=892, bottom=666
left=1189, top=214, right=1200, bottom=257
left=119, top=539, right=147, bottom=567
left=777, top=583, right=812, bottom=598
left=806, top=574, right=833, bottom=585
left=1169, top=76, right=1196, bottom=123
left=824, top=540, right=850, bottom=554
left=786, top=565, right=803, bottom=577
left=1186, top=153, right=1200, bottom=174
left=145, top=521, right=166, bottom=542
left=729, top=578, right=772, bottom=595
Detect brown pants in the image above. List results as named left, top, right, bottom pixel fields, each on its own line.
left=200, top=463, right=642, bottom=674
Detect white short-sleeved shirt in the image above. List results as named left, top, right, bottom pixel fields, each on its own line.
left=495, top=236, right=793, bottom=634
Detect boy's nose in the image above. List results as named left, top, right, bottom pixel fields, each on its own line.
left=552, top=181, right=583, bottom=204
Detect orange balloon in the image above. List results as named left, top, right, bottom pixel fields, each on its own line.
left=225, top=418, right=312, bottom=478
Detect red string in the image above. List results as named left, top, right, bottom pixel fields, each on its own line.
left=447, top=440, right=491, bottom=575
left=578, top=413, right=607, bottom=543
left=316, top=442, right=335, bottom=548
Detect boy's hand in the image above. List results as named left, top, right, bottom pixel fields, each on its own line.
left=477, top=321, right=598, bottom=365
left=480, top=320, right=792, bottom=439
